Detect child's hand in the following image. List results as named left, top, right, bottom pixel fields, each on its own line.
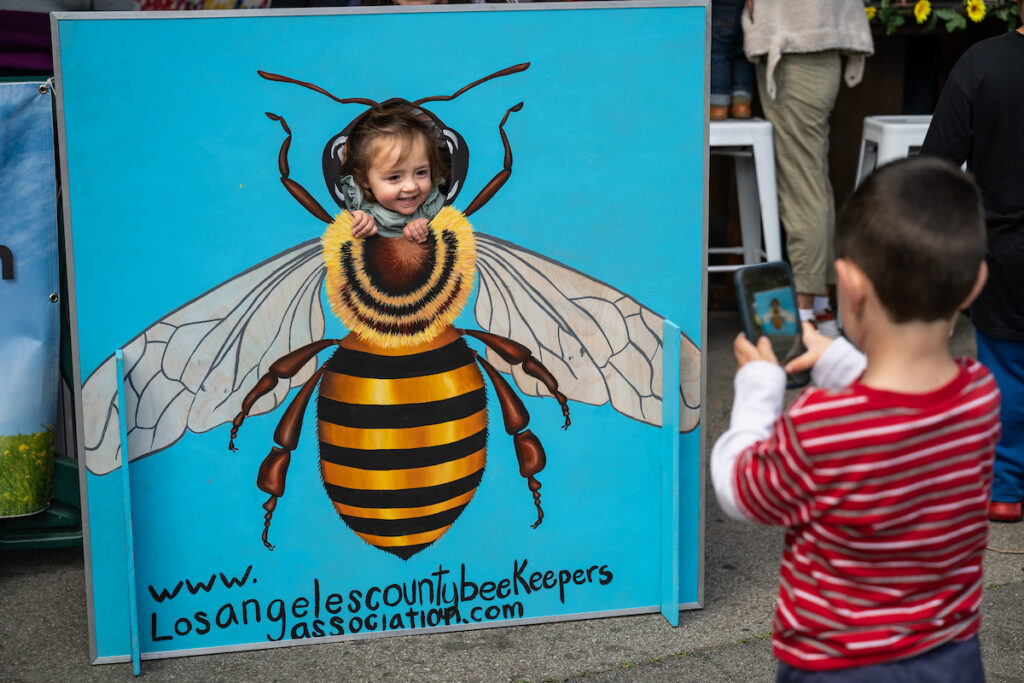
left=403, top=218, right=429, bottom=243
left=783, top=321, right=832, bottom=375
left=350, top=210, right=378, bottom=238
left=734, top=333, right=778, bottom=369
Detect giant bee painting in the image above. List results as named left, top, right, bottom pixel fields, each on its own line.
left=79, top=63, right=702, bottom=559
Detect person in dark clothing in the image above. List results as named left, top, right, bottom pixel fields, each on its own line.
left=920, top=8, right=1024, bottom=523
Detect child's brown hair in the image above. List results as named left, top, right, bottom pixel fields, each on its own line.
left=835, top=156, right=985, bottom=323
left=338, top=104, right=450, bottom=204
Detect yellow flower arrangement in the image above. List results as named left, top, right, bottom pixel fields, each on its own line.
left=865, top=0, right=1019, bottom=34
left=915, top=0, right=932, bottom=22
left=965, top=0, right=987, bottom=21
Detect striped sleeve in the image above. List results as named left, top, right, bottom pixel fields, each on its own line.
left=733, top=407, right=818, bottom=526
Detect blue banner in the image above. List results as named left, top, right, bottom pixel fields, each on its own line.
left=0, top=81, right=60, bottom=518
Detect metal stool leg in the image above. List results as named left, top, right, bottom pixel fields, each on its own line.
left=733, top=154, right=762, bottom=265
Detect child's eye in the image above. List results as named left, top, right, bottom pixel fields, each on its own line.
left=416, top=169, right=429, bottom=178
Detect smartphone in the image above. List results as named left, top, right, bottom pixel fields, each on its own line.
left=733, top=261, right=810, bottom=389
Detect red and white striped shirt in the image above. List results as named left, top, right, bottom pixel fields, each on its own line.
left=711, top=339, right=1000, bottom=671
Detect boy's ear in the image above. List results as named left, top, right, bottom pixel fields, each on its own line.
left=835, top=258, right=868, bottom=315
left=961, top=261, right=988, bottom=310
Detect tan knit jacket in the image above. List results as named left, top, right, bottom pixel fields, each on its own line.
left=741, top=0, right=875, bottom=99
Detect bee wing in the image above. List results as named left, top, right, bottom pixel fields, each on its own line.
left=474, top=233, right=700, bottom=431
left=81, top=240, right=327, bottom=475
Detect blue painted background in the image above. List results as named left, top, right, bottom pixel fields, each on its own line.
left=57, top=4, right=705, bottom=659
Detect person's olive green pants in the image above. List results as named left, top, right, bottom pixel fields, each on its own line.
left=756, top=51, right=841, bottom=297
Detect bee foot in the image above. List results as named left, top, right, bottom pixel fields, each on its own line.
left=261, top=494, right=278, bottom=551
left=530, top=487, right=544, bottom=529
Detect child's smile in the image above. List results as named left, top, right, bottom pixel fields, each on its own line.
left=366, top=137, right=433, bottom=216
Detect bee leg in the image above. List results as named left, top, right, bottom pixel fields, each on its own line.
left=228, top=340, right=338, bottom=451
left=253, top=365, right=326, bottom=550
left=462, top=101, right=524, bottom=218
left=265, top=112, right=334, bottom=224
left=460, top=329, right=570, bottom=429
left=474, top=352, right=547, bottom=529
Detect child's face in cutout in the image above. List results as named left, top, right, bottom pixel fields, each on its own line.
left=365, top=136, right=433, bottom=216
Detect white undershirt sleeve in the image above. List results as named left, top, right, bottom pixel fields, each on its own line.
left=811, top=336, right=866, bottom=389
left=710, top=361, right=786, bottom=522
left=710, top=337, right=866, bottom=522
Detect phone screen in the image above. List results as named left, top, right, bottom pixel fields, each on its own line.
left=735, top=262, right=806, bottom=371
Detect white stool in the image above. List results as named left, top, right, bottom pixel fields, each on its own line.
left=854, top=115, right=932, bottom=187
left=708, top=118, right=782, bottom=273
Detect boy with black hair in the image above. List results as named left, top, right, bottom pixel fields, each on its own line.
left=712, top=156, right=999, bottom=681
left=920, top=10, right=1024, bottom=523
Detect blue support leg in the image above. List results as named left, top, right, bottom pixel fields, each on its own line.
left=114, top=349, right=142, bottom=676
left=660, top=320, right=681, bottom=626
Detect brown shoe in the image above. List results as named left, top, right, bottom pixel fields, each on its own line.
left=730, top=100, right=752, bottom=119
left=989, top=500, right=1022, bottom=522
left=710, top=105, right=728, bottom=121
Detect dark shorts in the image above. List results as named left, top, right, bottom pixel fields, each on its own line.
left=776, top=636, right=984, bottom=683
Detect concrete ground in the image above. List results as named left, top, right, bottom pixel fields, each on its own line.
left=2, top=310, right=1022, bottom=682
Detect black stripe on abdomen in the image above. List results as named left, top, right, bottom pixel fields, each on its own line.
left=318, top=388, right=486, bottom=429
left=323, top=470, right=484, bottom=509
left=319, top=430, right=488, bottom=471
left=340, top=505, right=469, bottom=537
left=324, top=335, right=474, bottom=379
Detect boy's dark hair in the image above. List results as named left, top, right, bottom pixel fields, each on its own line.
left=835, top=156, right=985, bottom=323
left=339, top=104, right=450, bottom=203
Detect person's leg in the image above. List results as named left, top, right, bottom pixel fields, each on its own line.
left=975, top=328, right=1024, bottom=517
left=728, top=1, right=754, bottom=117
left=710, top=0, right=738, bottom=114
left=755, top=51, right=840, bottom=314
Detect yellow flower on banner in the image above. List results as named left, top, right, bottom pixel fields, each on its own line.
left=914, top=0, right=931, bottom=23
left=965, top=0, right=986, bottom=22
left=865, top=6, right=877, bottom=19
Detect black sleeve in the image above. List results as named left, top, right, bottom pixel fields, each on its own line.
left=920, top=59, right=972, bottom=168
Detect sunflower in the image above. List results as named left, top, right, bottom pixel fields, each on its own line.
left=914, top=0, right=931, bottom=23
left=865, top=5, right=877, bottom=20
left=965, top=0, right=986, bottom=22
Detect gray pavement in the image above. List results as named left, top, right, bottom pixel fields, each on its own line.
left=2, top=310, right=1023, bottom=682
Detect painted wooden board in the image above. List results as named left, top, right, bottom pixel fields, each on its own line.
left=52, top=2, right=707, bottom=662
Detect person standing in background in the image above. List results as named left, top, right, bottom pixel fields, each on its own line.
left=742, top=0, right=873, bottom=328
left=710, top=0, right=755, bottom=120
left=920, top=6, right=1024, bottom=523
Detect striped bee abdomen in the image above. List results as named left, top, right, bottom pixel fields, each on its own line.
left=317, top=333, right=487, bottom=559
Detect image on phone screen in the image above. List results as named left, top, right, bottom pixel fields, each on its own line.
left=735, top=262, right=809, bottom=388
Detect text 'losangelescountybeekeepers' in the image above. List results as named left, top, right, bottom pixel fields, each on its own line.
left=147, top=559, right=613, bottom=642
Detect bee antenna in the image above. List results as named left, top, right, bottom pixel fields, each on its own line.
left=257, top=70, right=377, bottom=107
left=412, top=62, right=530, bottom=106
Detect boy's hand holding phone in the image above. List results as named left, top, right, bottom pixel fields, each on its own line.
left=783, top=322, right=833, bottom=375
left=733, top=333, right=779, bottom=369
left=734, top=321, right=836, bottom=381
